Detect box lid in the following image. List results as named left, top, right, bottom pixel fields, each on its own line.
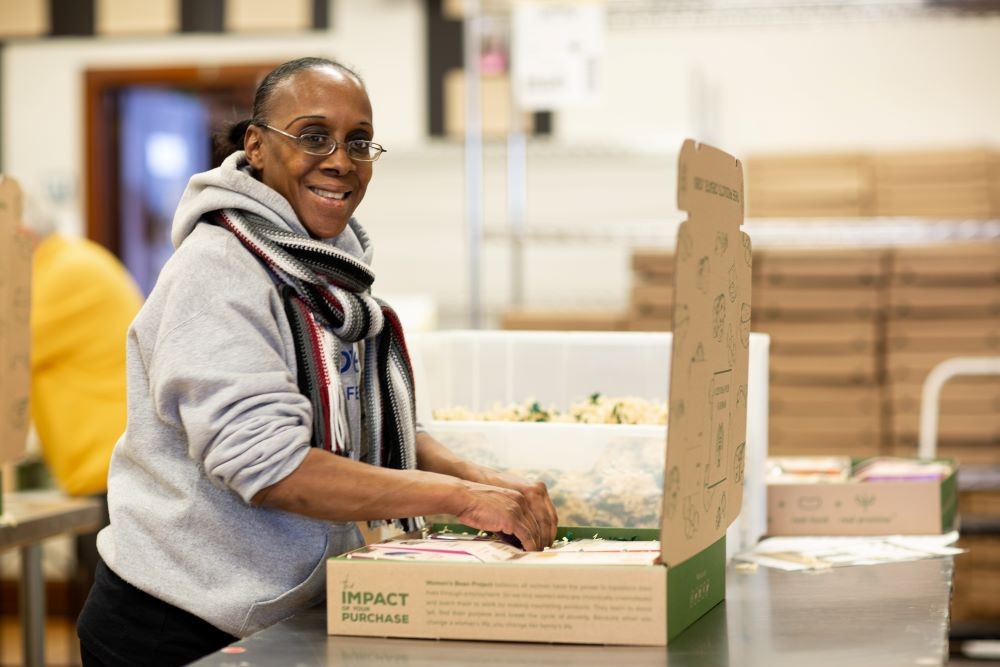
left=660, top=140, right=751, bottom=567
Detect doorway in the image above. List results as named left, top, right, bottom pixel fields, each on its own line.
left=84, top=63, right=277, bottom=294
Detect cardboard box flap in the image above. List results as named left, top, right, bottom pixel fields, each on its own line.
left=0, top=175, right=31, bottom=466
left=661, top=140, right=751, bottom=567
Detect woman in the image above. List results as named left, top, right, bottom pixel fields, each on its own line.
left=77, top=56, right=557, bottom=666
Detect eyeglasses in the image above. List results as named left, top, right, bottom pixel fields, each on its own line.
left=257, top=124, right=386, bottom=162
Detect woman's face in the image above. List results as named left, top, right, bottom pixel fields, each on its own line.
left=244, top=67, right=374, bottom=239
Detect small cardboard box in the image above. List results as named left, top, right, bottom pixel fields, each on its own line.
left=328, top=140, right=752, bottom=645
left=767, top=458, right=957, bottom=536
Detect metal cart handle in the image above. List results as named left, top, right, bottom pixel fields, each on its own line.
left=918, top=356, right=1000, bottom=460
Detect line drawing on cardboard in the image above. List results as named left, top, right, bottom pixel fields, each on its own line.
left=712, top=294, right=726, bottom=342
left=714, top=231, right=728, bottom=256
left=740, top=303, right=751, bottom=348
left=696, top=256, right=710, bottom=293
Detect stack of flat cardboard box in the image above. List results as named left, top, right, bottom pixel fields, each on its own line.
left=627, top=248, right=674, bottom=331
left=875, top=149, right=995, bottom=219
left=753, top=249, right=888, bottom=457
left=499, top=308, right=627, bottom=331
left=884, top=243, right=1000, bottom=464
left=746, top=147, right=1000, bottom=219
left=954, top=489, right=1000, bottom=624
left=745, top=153, right=875, bottom=218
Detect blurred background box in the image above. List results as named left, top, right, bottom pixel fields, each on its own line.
left=886, top=317, right=1000, bottom=352
left=888, top=378, right=1000, bottom=415
left=630, top=248, right=675, bottom=280
left=745, top=152, right=874, bottom=218
left=890, top=243, right=1000, bottom=286
left=756, top=248, right=886, bottom=287
left=889, top=411, right=1000, bottom=447
left=770, top=352, right=879, bottom=386
left=887, top=350, right=999, bottom=384
left=630, top=283, right=673, bottom=312
left=499, top=308, right=627, bottom=331
left=888, top=285, right=1000, bottom=319
left=953, top=534, right=1000, bottom=621
left=767, top=417, right=882, bottom=458
left=875, top=149, right=996, bottom=219
left=755, top=285, right=881, bottom=321
left=770, top=384, right=881, bottom=417
left=444, top=69, right=535, bottom=139
left=628, top=248, right=675, bottom=331
left=759, top=320, right=878, bottom=355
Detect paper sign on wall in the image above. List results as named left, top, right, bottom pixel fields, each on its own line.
left=511, top=1, right=605, bottom=111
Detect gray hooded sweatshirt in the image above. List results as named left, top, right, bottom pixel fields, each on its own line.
left=97, top=151, right=368, bottom=638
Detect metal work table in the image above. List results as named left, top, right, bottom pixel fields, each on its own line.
left=193, top=556, right=953, bottom=666
left=1, top=490, right=104, bottom=667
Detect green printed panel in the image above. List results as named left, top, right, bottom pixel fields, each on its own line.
left=667, top=536, right=726, bottom=641
left=940, top=469, right=958, bottom=532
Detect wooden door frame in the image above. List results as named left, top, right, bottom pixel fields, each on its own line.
left=83, top=62, right=277, bottom=253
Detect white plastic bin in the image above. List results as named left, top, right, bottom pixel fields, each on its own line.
left=409, top=330, right=770, bottom=556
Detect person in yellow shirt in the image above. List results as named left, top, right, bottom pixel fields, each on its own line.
left=24, top=196, right=143, bottom=607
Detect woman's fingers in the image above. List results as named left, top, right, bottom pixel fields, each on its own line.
left=454, top=482, right=549, bottom=551
left=470, top=470, right=559, bottom=547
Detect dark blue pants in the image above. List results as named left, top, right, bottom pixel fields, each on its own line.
left=77, top=560, right=237, bottom=666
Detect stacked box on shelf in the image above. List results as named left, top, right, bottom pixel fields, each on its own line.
left=991, top=153, right=1000, bottom=216
left=745, top=153, right=874, bottom=218
left=885, top=243, right=1000, bottom=464
left=628, top=248, right=674, bottom=331
left=953, top=460, right=1000, bottom=623
left=874, top=149, right=996, bottom=218
left=754, top=248, right=888, bottom=458
left=953, top=534, right=1000, bottom=621
left=499, top=309, right=627, bottom=331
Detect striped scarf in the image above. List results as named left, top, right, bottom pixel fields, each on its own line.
left=215, top=209, right=420, bottom=527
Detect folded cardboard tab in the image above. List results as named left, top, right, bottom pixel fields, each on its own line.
left=327, top=139, right=751, bottom=645
left=0, top=176, right=31, bottom=475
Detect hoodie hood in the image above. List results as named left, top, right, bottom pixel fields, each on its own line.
left=171, top=151, right=372, bottom=265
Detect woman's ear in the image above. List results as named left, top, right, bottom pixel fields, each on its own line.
left=243, top=125, right=265, bottom=171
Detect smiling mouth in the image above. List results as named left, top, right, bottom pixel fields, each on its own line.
left=309, top=186, right=350, bottom=201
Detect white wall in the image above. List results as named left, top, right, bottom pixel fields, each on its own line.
left=4, top=6, right=1000, bottom=326
left=560, top=15, right=1000, bottom=155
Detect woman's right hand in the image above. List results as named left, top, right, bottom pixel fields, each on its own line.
left=453, top=480, right=550, bottom=551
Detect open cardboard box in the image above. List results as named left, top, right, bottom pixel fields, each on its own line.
left=766, top=456, right=958, bottom=537
left=327, top=140, right=753, bottom=646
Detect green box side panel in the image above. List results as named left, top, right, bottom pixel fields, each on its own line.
left=940, top=469, right=958, bottom=532
left=667, top=535, right=726, bottom=642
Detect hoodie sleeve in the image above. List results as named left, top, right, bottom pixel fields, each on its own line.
left=145, top=233, right=313, bottom=504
